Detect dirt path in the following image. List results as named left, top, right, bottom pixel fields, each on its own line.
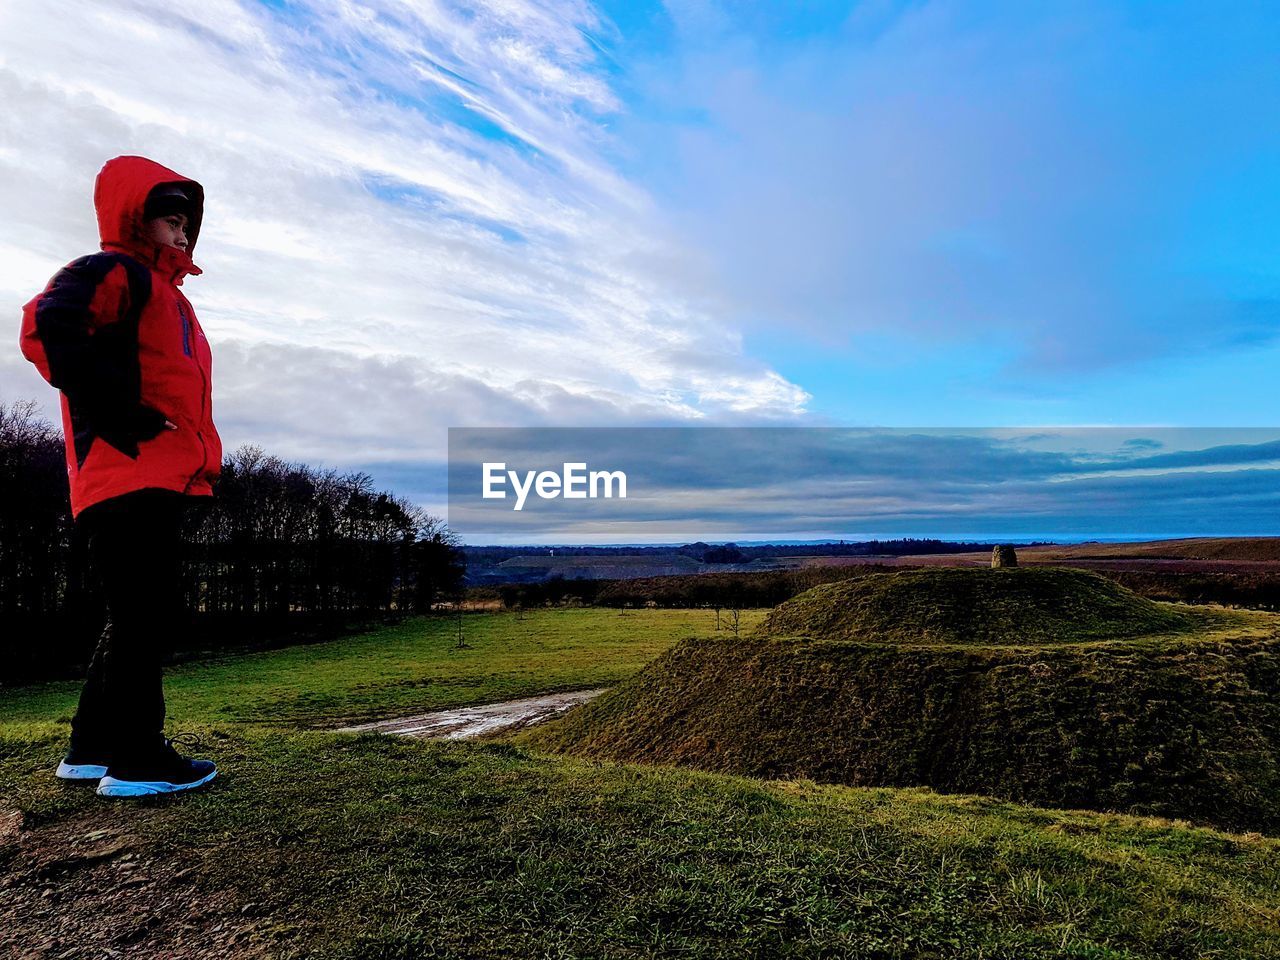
left=0, top=810, right=266, bottom=959
left=335, top=688, right=608, bottom=740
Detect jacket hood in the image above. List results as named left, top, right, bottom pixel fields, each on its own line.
left=94, top=155, right=205, bottom=280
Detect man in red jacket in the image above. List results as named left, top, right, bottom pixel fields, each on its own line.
left=20, top=155, right=222, bottom=796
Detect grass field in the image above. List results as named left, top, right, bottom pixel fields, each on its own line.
left=0, top=608, right=747, bottom=729
left=3, top=608, right=1280, bottom=958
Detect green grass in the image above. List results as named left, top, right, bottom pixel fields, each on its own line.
left=5, top=723, right=1280, bottom=958
left=0, top=608, right=760, bottom=729
left=3, top=606, right=1280, bottom=957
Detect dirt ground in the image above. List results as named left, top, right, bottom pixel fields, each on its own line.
left=0, top=805, right=269, bottom=960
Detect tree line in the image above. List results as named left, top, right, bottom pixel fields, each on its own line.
left=493, top=565, right=899, bottom=611
left=0, top=399, right=464, bottom=684
left=492, top=564, right=1280, bottom=615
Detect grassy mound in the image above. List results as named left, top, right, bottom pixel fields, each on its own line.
left=522, top=570, right=1280, bottom=832
left=757, top=567, right=1195, bottom=645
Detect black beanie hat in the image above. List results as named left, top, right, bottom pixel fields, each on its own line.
left=143, top=183, right=192, bottom=221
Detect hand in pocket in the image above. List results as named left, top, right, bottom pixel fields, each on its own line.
left=132, top=404, right=179, bottom=441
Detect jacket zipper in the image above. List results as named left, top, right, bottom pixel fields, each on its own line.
left=180, top=294, right=210, bottom=494
left=177, top=301, right=193, bottom=357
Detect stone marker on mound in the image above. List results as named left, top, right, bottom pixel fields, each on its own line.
left=521, top=567, right=1280, bottom=833
left=991, top=544, right=1018, bottom=567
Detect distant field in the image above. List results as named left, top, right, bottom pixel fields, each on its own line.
left=771, top=537, right=1280, bottom=572
left=1027, top=538, right=1280, bottom=561
left=495, top=554, right=704, bottom=578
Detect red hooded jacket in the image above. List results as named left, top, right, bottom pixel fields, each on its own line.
left=19, top=156, right=222, bottom=518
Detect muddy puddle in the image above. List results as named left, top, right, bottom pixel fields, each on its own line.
left=337, top=688, right=608, bottom=740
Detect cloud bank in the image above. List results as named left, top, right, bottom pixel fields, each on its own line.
left=448, top=427, right=1280, bottom=542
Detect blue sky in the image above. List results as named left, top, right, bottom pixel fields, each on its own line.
left=1, top=0, right=1278, bottom=528
left=591, top=0, right=1280, bottom=425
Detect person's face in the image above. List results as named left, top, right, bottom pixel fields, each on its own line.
left=144, top=212, right=189, bottom=251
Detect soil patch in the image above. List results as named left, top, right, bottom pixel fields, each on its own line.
left=0, top=805, right=266, bottom=959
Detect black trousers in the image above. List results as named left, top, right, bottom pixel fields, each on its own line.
left=70, top=488, right=204, bottom=762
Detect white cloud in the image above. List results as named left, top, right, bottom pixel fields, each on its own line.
left=0, top=0, right=808, bottom=497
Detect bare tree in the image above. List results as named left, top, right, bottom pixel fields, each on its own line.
left=726, top=606, right=742, bottom=639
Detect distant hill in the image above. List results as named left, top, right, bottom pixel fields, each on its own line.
left=786, top=538, right=1280, bottom=570
left=467, top=537, right=1280, bottom=586
left=461, top=539, right=1025, bottom=584
left=1021, top=538, right=1280, bottom=562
